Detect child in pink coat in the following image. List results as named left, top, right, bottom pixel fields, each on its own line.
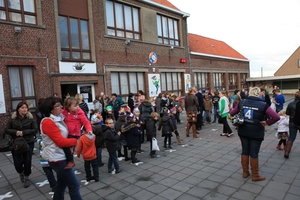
left=62, top=97, right=92, bottom=169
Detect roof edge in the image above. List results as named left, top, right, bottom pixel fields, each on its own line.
left=247, top=74, right=300, bottom=81
left=190, top=51, right=249, bottom=62
left=138, top=0, right=190, bottom=17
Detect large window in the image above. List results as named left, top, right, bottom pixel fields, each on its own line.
left=0, top=0, right=36, bottom=24
left=106, top=0, right=140, bottom=40
left=157, top=14, right=179, bottom=46
left=240, top=73, right=248, bottom=89
left=111, top=72, right=144, bottom=101
left=161, top=72, right=182, bottom=96
left=213, top=73, right=224, bottom=91
left=59, top=16, right=91, bottom=61
left=228, top=73, right=237, bottom=90
left=194, top=72, right=208, bottom=91
left=8, top=66, right=36, bottom=109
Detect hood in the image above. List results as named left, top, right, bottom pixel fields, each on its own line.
left=81, top=133, right=95, bottom=147
left=11, top=111, right=34, bottom=120
left=121, top=123, right=137, bottom=132
left=162, top=114, right=170, bottom=122
left=141, top=101, right=152, bottom=107
left=102, top=125, right=112, bottom=133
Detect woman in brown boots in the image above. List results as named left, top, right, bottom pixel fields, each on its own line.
left=185, top=87, right=199, bottom=138
left=230, top=87, right=279, bottom=181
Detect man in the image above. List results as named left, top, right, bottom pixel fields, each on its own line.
left=111, top=93, right=124, bottom=120
left=194, top=86, right=204, bottom=131
left=260, top=88, right=271, bottom=106
left=273, top=89, right=285, bottom=113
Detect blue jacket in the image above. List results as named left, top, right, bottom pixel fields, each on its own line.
left=275, top=94, right=285, bottom=109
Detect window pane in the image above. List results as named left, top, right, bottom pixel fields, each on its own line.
left=9, top=12, right=21, bottom=22
left=126, top=32, right=133, bottom=38
left=59, top=16, right=69, bottom=48
left=107, top=29, right=115, bottom=36
left=172, top=73, right=177, bottom=90
left=72, top=52, right=80, bottom=59
left=115, top=3, right=124, bottom=29
left=174, top=20, right=178, bottom=39
left=70, top=18, right=79, bottom=49
left=61, top=51, right=70, bottom=59
left=120, top=73, right=128, bottom=94
left=157, top=15, right=162, bottom=36
left=177, top=73, right=182, bottom=90
left=133, top=8, right=139, bottom=32
left=80, top=20, right=89, bottom=50
left=168, top=19, right=174, bottom=38
left=24, top=15, right=35, bottom=24
left=111, top=73, right=120, bottom=94
left=8, top=67, right=22, bottom=98
left=24, top=0, right=35, bottom=13
left=124, top=6, right=132, bottom=31
left=129, top=73, right=137, bottom=93
left=158, top=38, right=162, bottom=44
left=163, top=39, right=168, bottom=44
left=166, top=73, right=172, bottom=90
left=162, top=16, right=168, bottom=38
left=82, top=52, right=90, bottom=60
left=26, top=99, right=36, bottom=107
left=0, top=0, right=4, bottom=7
left=0, top=11, right=6, bottom=20
left=137, top=73, right=144, bottom=91
left=8, top=0, right=20, bottom=10
left=117, top=30, right=124, bottom=37
left=106, top=0, right=114, bottom=27
left=161, top=73, right=166, bottom=91
left=22, top=67, right=34, bottom=96
left=134, top=34, right=140, bottom=39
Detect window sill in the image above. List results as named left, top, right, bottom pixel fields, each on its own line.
left=0, top=20, right=46, bottom=29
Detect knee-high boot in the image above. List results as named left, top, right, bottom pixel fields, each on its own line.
left=250, top=157, right=265, bottom=181
left=124, top=146, right=131, bottom=161
left=241, top=155, right=250, bottom=178
left=186, top=123, right=191, bottom=137
left=192, top=124, right=199, bottom=138
left=176, top=135, right=184, bottom=145
left=284, top=141, right=293, bottom=158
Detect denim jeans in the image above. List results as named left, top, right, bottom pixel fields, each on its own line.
left=213, top=105, right=219, bottom=122
left=12, top=142, right=34, bottom=176
left=42, top=166, right=57, bottom=190
left=50, top=160, right=82, bottom=200
left=288, top=122, right=300, bottom=142
left=96, top=147, right=103, bottom=165
left=239, top=136, right=263, bottom=158
left=108, top=151, right=120, bottom=171
left=84, top=159, right=99, bottom=179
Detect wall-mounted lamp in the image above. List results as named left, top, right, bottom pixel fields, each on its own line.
left=14, top=26, right=22, bottom=34
left=170, top=45, right=174, bottom=50
left=125, top=39, right=131, bottom=45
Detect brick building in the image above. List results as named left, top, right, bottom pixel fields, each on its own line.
left=0, top=0, right=249, bottom=132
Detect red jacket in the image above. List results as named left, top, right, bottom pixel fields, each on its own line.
left=62, top=108, right=92, bottom=137
left=76, top=133, right=96, bottom=161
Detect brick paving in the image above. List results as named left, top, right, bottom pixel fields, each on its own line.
left=0, top=96, right=299, bottom=200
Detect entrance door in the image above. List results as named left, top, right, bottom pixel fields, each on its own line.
left=77, top=84, right=95, bottom=113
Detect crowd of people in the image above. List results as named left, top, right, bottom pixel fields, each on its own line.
left=6, top=85, right=300, bottom=199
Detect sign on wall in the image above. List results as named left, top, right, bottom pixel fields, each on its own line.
left=184, top=74, right=191, bottom=93
left=148, top=74, right=161, bottom=97
left=0, top=75, right=6, bottom=114
left=59, top=61, right=97, bottom=73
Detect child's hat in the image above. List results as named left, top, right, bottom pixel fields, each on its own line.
left=106, top=106, right=112, bottom=111
left=126, top=113, right=135, bottom=121
left=171, top=107, right=176, bottom=112
left=133, top=108, right=140, bottom=113
left=125, top=106, right=131, bottom=113
left=91, top=113, right=102, bottom=123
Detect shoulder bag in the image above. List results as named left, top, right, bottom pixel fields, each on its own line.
left=13, top=137, right=29, bottom=154
left=232, top=100, right=245, bottom=126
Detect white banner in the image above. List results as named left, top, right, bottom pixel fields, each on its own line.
left=148, top=74, right=161, bottom=97
left=0, top=74, right=6, bottom=114
left=59, top=61, right=97, bottom=73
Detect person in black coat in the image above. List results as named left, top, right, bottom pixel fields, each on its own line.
left=91, top=121, right=105, bottom=167
left=138, top=98, right=154, bottom=144
left=103, top=118, right=121, bottom=173
left=127, top=93, right=135, bottom=113
left=158, top=107, right=175, bottom=149
left=170, top=107, right=184, bottom=145
left=195, top=87, right=204, bottom=130
left=146, top=112, right=159, bottom=158
left=121, top=113, right=142, bottom=164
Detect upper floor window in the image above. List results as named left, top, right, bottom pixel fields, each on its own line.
left=157, top=14, right=179, bottom=46
left=0, top=0, right=36, bottom=24
left=106, top=0, right=140, bottom=40
left=59, top=16, right=91, bottom=61
left=8, top=66, right=36, bottom=109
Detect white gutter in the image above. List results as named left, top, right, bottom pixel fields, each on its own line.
left=190, top=51, right=249, bottom=62
left=138, top=0, right=190, bottom=17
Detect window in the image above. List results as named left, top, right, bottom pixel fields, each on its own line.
left=111, top=72, right=144, bottom=101
left=157, top=14, right=179, bottom=46
left=228, top=73, right=237, bottom=90
left=161, top=72, right=182, bottom=96
left=59, top=16, right=91, bottom=61
left=0, top=0, right=36, bottom=24
left=106, top=0, right=140, bottom=40
left=298, top=59, right=300, bottom=67
left=194, top=72, right=208, bottom=91
left=8, top=66, right=36, bottom=109
left=213, top=73, right=224, bottom=91
left=240, top=73, right=248, bottom=89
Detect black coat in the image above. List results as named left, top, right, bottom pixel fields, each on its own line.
left=146, top=118, right=157, bottom=138
left=121, top=123, right=141, bottom=148
left=158, top=114, right=175, bottom=137
left=103, top=126, right=121, bottom=153
left=138, top=101, right=153, bottom=121
left=92, top=123, right=104, bottom=148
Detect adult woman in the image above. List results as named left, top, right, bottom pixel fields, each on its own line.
left=219, top=91, right=233, bottom=137
left=39, top=97, right=82, bottom=200
left=138, top=98, right=154, bottom=143
left=285, top=91, right=300, bottom=158
left=100, top=94, right=111, bottom=121
left=230, top=87, right=279, bottom=181
left=184, top=87, right=199, bottom=138
left=136, top=90, right=145, bottom=106
left=127, top=93, right=135, bottom=112
left=155, top=93, right=162, bottom=114
left=5, top=102, right=38, bottom=188
left=75, top=93, right=89, bottom=117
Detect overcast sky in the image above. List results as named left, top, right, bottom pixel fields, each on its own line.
left=168, top=0, right=300, bottom=77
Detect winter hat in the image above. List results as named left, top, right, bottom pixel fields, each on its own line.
left=125, top=106, right=131, bottom=113
left=171, top=107, right=177, bottom=113
left=133, top=108, right=140, bottom=113
left=118, top=107, right=127, bottom=117
left=126, top=113, right=135, bottom=121
left=106, top=105, right=112, bottom=111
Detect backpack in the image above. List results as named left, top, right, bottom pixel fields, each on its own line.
left=13, top=137, right=29, bottom=154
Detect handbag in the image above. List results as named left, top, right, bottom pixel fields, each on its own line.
left=0, top=132, right=13, bottom=152
left=13, top=137, right=29, bottom=154
left=152, top=138, right=160, bottom=151
left=232, top=100, right=245, bottom=126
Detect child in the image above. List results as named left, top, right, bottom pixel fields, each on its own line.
left=146, top=112, right=159, bottom=158
left=105, top=106, right=115, bottom=122
left=121, top=113, right=142, bottom=164
left=170, top=107, right=184, bottom=145
left=91, top=114, right=105, bottom=167
left=91, top=109, right=104, bottom=125
left=276, top=110, right=289, bottom=150
left=62, top=97, right=92, bottom=169
left=158, top=107, right=175, bottom=149
left=76, top=131, right=99, bottom=182
left=114, top=109, right=130, bottom=160
left=173, top=95, right=182, bottom=124
left=133, top=108, right=144, bottom=153
left=203, top=94, right=213, bottom=124
left=103, top=118, right=122, bottom=174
